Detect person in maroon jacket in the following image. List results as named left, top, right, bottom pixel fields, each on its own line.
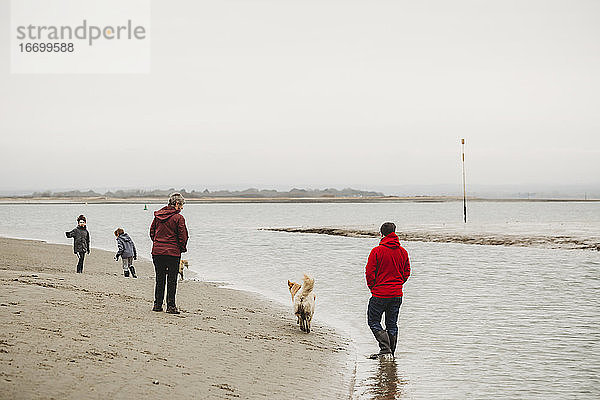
left=365, top=222, right=411, bottom=359
left=150, top=192, right=189, bottom=314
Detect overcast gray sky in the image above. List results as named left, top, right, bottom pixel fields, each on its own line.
left=1, top=0, right=599, bottom=194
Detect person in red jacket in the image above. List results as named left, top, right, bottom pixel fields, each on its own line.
left=365, top=222, right=411, bottom=359
left=150, top=192, right=189, bottom=314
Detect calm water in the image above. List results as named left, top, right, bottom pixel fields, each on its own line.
left=1, top=201, right=599, bottom=399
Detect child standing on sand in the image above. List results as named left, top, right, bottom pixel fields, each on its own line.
left=65, top=215, right=90, bottom=273
left=114, top=228, right=137, bottom=278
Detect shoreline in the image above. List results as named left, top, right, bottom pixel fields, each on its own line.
left=0, top=196, right=599, bottom=204
left=0, top=237, right=354, bottom=399
left=0, top=233, right=203, bottom=282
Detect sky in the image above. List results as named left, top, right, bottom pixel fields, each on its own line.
left=1, top=0, right=599, bottom=195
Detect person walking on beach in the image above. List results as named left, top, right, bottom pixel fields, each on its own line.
left=365, top=222, right=410, bottom=359
left=65, top=215, right=90, bottom=273
left=114, top=228, right=138, bottom=278
left=150, top=192, right=188, bottom=314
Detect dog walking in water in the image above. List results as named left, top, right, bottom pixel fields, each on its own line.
left=287, top=274, right=316, bottom=333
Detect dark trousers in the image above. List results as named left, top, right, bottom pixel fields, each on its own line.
left=153, top=255, right=180, bottom=308
left=367, top=296, right=402, bottom=336
left=76, top=252, right=85, bottom=273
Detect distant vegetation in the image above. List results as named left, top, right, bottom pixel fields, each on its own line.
left=30, top=187, right=384, bottom=198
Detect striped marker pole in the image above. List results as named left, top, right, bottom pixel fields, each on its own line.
left=461, top=138, right=467, bottom=223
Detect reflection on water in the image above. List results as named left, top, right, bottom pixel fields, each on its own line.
left=364, top=359, right=408, bottom=400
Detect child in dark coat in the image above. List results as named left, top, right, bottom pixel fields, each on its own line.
left=65, top=215, right=90, bottom=273
left=114, top=228, right=137, bottom=278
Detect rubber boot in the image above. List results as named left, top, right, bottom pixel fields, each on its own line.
left=124, top=270, right=130, bottom=277
left=389, top=334, right=397, bottom=357
left=369, top=330, right=392, bottom=359
left=129, top=266, right=137, bottom=278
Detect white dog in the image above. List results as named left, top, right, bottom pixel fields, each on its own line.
left=287, top=274, right=316, bottom=333
left=178, top=259, right=189, bottom=280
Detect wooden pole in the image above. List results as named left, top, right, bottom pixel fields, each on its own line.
left=461, top=138, right=467, bottom=223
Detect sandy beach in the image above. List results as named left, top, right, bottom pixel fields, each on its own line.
left=0, top=237, right=353, bottom=399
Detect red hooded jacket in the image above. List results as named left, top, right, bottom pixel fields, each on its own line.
left=149, top=206, right=189, bottom=257
left=365, top=233, right=410, bottom=298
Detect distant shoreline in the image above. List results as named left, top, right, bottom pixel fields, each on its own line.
left=0, top=196, right=598, bottom=204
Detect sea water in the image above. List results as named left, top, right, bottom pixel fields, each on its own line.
left=0, top=201, right=598, bottom=399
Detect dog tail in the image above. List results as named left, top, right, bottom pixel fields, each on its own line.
left=300, top=274, right=314, bottom=299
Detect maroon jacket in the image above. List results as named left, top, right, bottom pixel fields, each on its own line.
left=149, top=206, right=189, bottom=257
left=365, top=233, right=410, bottom=298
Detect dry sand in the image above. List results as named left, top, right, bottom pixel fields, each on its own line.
left=0, top=237, right=353, bottom=399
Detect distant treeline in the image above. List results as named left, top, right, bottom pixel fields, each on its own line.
left=30, top=187, right=384, bottom=198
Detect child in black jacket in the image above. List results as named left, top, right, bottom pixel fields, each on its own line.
left=65, top=215, right=90, bottom=273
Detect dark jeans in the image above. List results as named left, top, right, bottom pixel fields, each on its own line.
left=153, top=255, right=180, bottom=308
left=76, top=252, right=85, bottom=273
left=367, top=296, right=403, bottom=336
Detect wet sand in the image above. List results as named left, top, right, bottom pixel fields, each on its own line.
left=0, top=237, right=353, bottom=399
left=263, top=227, right=600, bottom=251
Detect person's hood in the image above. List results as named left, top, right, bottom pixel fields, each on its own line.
left=379, top=232, right=400, bottom=249
left=118, top=233, right=132, bottom=242
left=154, top=205, right=180, bottom=221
